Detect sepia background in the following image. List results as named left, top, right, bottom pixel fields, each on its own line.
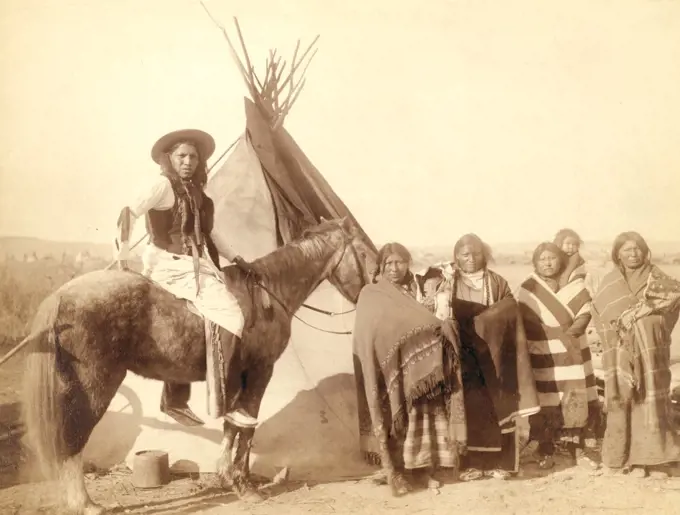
left=1, top=0, right=680, bottom=513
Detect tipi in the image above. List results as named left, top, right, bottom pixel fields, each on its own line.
left=83, top=17, right=378, bottom=482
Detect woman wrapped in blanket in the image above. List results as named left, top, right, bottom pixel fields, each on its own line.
left=418, top=234, right=541, bottom=482
left=591, top=232, right=680, bottom=478
left=516, top=242, right=599, bottom=470
left=553, top=228, right=601, bottom=446
left=354, top=242, right=463, bottom=494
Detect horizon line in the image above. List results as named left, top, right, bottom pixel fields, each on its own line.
left=3, top=233, right=680, bottom=249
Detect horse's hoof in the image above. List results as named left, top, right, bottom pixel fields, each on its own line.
left=64, top=502, right=106, bottom=515
left=218, top=471, right=234, bottom=489
left=219, top=477, right=234, bottom=489
left=234, top=478, right=264, bottom=503
left=82, top=503, right=107, bottom=515
left=239, top=488, right=264, bottom=503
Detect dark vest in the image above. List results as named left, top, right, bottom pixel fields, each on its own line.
left=145, top=177, right=215, bottom=258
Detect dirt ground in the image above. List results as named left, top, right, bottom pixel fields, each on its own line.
left=2, top=377, right=680, bottom=515
left=2, top=440, right=680, bottom=515
left=2, top=334, right=680, bottom=514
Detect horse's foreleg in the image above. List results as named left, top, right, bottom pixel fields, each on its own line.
left=216, top=420, right=239, bottom=488
left=231, top=427, right=261, bottom=501
left=61, top=452, right=105, bottom=515
left=229, top=365, right=274, bottom=502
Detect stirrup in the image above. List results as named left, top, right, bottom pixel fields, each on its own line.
left=224, top=408, right=258, bottom=429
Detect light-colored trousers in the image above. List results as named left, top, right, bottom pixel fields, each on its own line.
left=141, top=244, right=245, bottom=338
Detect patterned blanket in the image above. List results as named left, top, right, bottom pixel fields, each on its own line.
left=592, top=264, right=680, bottom=466
left=353, top=279, right=465, bottom=466
left=592, top=265, right=680, bottom=409
left=517, top=273, right=597, bottom=429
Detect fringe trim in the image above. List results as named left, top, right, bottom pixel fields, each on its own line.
left=360, top=442, right=467, bottom=468
left=390, top=336, right=461, bottom=437
left=205, top=320, right=226, bottom=418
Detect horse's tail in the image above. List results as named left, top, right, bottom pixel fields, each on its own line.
left=21, top=292, right=65, bottom=480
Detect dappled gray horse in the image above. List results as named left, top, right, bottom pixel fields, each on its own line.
left=20, top=218, right=375, bottom=515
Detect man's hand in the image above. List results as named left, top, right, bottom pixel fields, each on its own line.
left=114, top=239, right=130, bottom=271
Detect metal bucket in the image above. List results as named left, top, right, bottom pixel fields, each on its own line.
left=131, top=450, right=170, bottom=488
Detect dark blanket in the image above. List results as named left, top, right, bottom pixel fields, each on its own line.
left=455, top=297, right=540, bottom=452
left=353, top=279, right=465, bottom=463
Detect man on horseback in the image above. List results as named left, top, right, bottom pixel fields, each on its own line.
left=114, top=128, right=258, bottom=429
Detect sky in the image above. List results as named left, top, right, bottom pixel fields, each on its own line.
left=1, top=0, right=680, bottom=248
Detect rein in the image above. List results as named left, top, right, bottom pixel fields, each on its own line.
left=246, top=233, right=362, bottom=336
left=255, top=278, right=354, bottom=336
left=300, top=303, right=355, bottom=317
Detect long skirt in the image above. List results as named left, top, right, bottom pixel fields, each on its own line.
left=601, top=315, right=680, bottom=468
left=461, top=364, right=519, bottom=472
left=402, top=400, right=458, bottom=470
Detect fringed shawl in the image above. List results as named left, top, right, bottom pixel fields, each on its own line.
left=352, top=278, right=461, bottom=436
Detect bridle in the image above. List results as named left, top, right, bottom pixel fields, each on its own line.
left=250, top=225, right=368, bottom=335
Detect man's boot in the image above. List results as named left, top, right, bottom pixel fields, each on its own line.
left=160, top=382, right=205, bottom=426
left=218, top=329, right=258, bottom=429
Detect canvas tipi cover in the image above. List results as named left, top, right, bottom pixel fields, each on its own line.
left=201, top=19, right=378, bottom=303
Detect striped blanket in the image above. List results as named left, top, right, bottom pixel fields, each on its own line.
left=517, top=273, right=597, bottom=429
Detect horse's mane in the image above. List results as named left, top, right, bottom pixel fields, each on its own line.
left=250, top=220, right=345, bottom=281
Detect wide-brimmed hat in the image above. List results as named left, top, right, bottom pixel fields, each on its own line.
left=150, top=129, right=216, bottom=164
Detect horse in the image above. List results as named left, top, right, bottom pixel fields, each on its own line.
left=20, top=217, right=376, bottom=515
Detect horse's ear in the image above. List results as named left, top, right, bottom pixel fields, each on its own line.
left=339, top=217, right=359, bottom=237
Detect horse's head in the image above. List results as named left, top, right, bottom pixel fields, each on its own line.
left=302, top=217, right=377, bottom=304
